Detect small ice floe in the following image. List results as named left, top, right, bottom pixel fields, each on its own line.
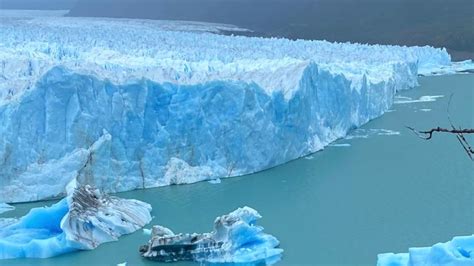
left=330, top=143, right=351, bottom=147
left=140, top=207, right=283, bottom=265
left=0, top=179, right=152, bottom=259
left=394, top=95, right=444, bottom=104
left=419, top=108, right=432, bottom=112
left=418, top=60, right=474, bottom=76
left=143, top=228, right=152, bottom=235
left=304, top=154, right=315, bottom=160
left=346, top=129, right=400, bottom=140
left=117, top=262, right=127, bottom=266
left=375, top=129, right=400, bottom=136
left=0, top=203, right=15, bottom=214
left=207, top=178, right=221, bottom=184
left=377, top=234, right=474, bottom=266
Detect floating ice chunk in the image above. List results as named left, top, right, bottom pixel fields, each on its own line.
left=0, top=203, right=14, bottom=214
left=0, top=180, right=152, bottom=259
left=377, top=235, right=474, bottom=266
left=377, top=253, right=409, bottom=266
left=208, top=178, right=222, bottom=184
left=419, top=108, right=432, bottom=112
left=140, top=207, right=283, bottom=265
left=418, top=59, right=474, bottom=76
left=394, top=95, right=444, bottom=104
left=143, top=228, right=152, bottom=235
left=117, top=262, right=127, bottom=266
left=330, top=143, right=351, bottom=147
left=346, top=128, right=400, bottom=140
left=375, top=129, right=401, bottom=136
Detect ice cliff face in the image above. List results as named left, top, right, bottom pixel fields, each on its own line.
left=0, top=13, right=472, bottom=203
left=0, top=180, right=152, bottom=259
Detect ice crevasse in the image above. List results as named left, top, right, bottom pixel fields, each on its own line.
left=1, top=13, right=473, bottom=203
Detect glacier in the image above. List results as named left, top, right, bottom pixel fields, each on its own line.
left=377, top=235, right=474, bottom=266
left=1, top=12, right=474, bottom=203
left=0, top=180, right=152, bottom=259
left=140, top=206, right=283, bottom=264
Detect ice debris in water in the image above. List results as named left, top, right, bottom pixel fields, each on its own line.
left=0, top=180, right=152, bottom=259
left=394, top=95, right=444, bottom=104
left=346, top=129, right=400, bottom=140
left=0, top=203, right=14, bottom=214
left=140, top=207, right=283, bottom=265
left=377, top=235, right=474, bottom=266
left=329, top=143, right=351, bottom=147
left=208, top=178, right=222, bottom=184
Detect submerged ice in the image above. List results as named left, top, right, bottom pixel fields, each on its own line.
left=140, top=207, right=282, bottom=264
left=377, top=235, right=474, bottom=266
left=1, top=13, right=474, bottom=203
left=0, top=180, right=152, bottom=259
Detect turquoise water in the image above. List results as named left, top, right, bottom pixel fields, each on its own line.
left=2, top=74, right=473, bottom=265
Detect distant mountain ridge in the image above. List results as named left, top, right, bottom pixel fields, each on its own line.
left=0, top=0, right=77, bottom=10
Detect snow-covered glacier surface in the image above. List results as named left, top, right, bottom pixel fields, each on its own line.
left=377, top=235, right=474, bottom=266
left=1, top=12, right=473, bottom=203
left=0, top=180, right=152, bottom=259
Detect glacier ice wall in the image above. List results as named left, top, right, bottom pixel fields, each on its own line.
left=0, top=180, right=152, bottom=259
left=377, top=235, right=474, bottom=266
left=0, top=14, right=472, bottom=202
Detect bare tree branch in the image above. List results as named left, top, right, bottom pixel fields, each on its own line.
left=407, top=94, right=474, bottom=161
left=406, top=127, right=474, bottom=140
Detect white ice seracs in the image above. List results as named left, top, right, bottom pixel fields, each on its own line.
left=1, top=12, right=473, bottom=203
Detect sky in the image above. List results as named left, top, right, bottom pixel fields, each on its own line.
left=1, top=0, right=473, bottom=60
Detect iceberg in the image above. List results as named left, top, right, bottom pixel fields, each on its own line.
left=140, top=206, right=283, bottom=264
left=377, top=235, right=474, bottom=266
left=1, top=12, right=474, bottom=203
left=0, top=203, right=14, bottom=214
left=0, top=180, right=152, bottom=259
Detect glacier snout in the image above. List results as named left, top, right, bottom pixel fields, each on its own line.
left=1, top=14, right=472, bottom=203
left=2, top=63, right=399, bottom=202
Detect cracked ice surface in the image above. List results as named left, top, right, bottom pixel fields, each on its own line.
left=1, top=12, right=473, bottom=202
left=377, top=235, right=474, bottom=266
left=0, top=180, right=151, bottom=259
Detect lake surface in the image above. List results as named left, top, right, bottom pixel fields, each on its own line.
left=2, top=74, right=473, bottom=265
